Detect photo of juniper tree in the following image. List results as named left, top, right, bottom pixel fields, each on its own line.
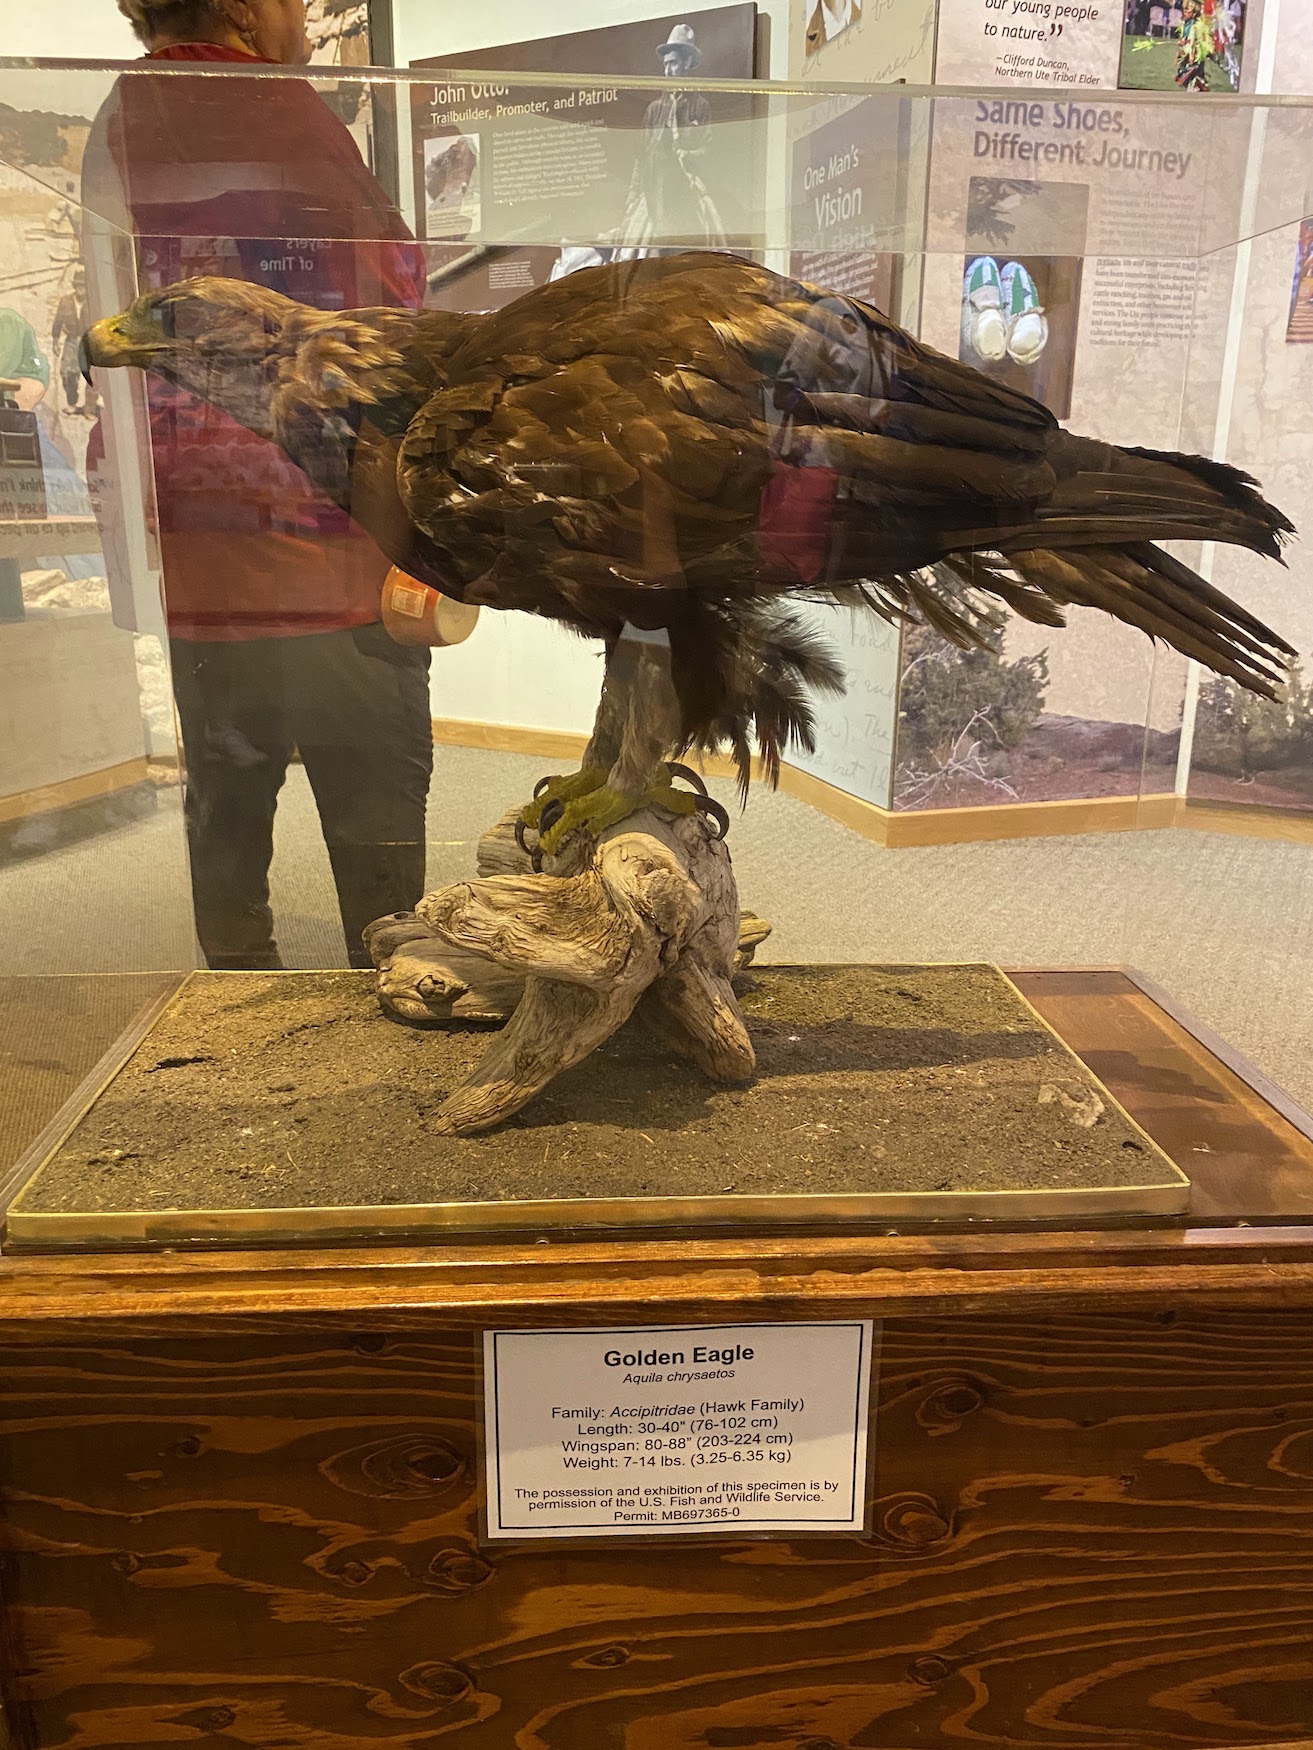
left=894, top=624, right=1049, bottom=809
left=1189, top=664, right=1313, bottom=811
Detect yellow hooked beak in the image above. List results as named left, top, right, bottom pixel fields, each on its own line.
left=80, top=305, right=172, bottom=378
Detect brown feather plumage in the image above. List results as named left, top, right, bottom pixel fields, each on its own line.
left=90, top=252, right=1298, bottom=790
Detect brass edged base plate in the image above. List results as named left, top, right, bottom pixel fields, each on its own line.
left=3, top=965, right=1189, bottom=1251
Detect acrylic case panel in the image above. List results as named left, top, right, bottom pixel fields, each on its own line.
left=0, top=60, right=1309, bottom=1245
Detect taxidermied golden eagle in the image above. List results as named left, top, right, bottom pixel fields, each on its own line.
left=85, top=252, right=1295, bottom=851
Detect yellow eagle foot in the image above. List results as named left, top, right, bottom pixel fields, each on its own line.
left=538, top=776, right=703, bottom=857
left=519, top=766, right=606, bottom=832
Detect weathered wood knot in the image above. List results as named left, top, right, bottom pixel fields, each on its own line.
left=422, top=1544, right=494, bottom=1594
left=879, top=1494, right=953, bottom=1548
left=329, top=1558, right=373, bottom=1587
left=111, top=1549, right=184, bottom=1577
left=174, top=1706, right=236, bottom=1732
left=576, top=1643, right=631, bottom=1669
left=398, top=1661, right=474, bottom=1705
left=908, top=1655, right=953, bottom=1687
left=916, top=1377, right=985, bottom=1436
left=322, top=1434, right=467, bottom=1500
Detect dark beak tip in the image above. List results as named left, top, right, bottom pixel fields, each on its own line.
left=78, top=333, right=94, bottom=387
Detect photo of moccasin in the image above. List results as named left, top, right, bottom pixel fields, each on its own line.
left=1000, top=260, right=1050, bottom=365
left=958, top=177, right=1087, bottom=419
left=961, top=256, right=1009, bottom=362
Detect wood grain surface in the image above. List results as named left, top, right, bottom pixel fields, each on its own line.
left=1, top=1306, right=1311, bottom=1749
left=2, top=973, right=1312, bottom=1746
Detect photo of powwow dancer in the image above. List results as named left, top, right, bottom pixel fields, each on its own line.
left=1285, top=218, right=1313, bottom=344
left=1176, top=0, right=1237, bottom=89
left=1120, top=0, right=1244, bottom=91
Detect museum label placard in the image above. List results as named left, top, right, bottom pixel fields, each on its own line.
left=483, top=1320, right=875, bottom=1539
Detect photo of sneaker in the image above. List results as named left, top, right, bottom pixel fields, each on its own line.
left=962, top=255, right=1008, bottom=362
left=1000, top=260, right=1049, bottom=365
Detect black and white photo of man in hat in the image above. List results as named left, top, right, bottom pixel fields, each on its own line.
left=611, top=21, right=728, bottom=254
left=658, top=19, right=703, bottom=72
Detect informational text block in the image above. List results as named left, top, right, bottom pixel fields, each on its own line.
left=483, top=1320, right=875, bottom=1539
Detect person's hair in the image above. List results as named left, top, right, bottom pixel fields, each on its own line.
left=116, top=0, right=231, bottom=45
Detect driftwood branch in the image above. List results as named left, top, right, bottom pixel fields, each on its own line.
left=366, top=806, right=766, bottom=1135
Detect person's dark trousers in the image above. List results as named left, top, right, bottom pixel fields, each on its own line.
left=169, top=624, right=433, bottom=970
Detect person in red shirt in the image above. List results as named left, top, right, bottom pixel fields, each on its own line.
left=83, top=0, right=433, bottom=969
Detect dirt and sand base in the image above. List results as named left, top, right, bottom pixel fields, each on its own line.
left=11, top=964, right=1182, bottom=1232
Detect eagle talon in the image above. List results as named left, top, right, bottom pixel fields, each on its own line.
left=665, top=760, right=708, bottom=795
left=692, top=793, right=731, bottom=839
left=514, top=815, right=533, bottom=856
left=538, top=798, right=565, bottom=837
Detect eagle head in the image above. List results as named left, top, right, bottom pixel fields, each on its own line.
left=82, top=278, right=298, bottom=438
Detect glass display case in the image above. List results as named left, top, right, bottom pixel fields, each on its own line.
left=3, top=58, right=1313, bottom=1750
left=0, top=59, right=1310, bottom=1248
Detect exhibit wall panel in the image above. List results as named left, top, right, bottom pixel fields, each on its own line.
left=786, top=0, right=937, bottom=82
left=1161, top=22, right=1313, bottom=820
left=1181, top=213, right=1313, bottom=815
left=784, top=608, right=901, bottom=809
left=393, top=0, right=789, bottom=78
left=883, top=92, right=1245, bottom=816
left=902, top=0, right=1313, bottom=827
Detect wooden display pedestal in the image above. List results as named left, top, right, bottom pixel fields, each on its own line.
left=0, top=970, right=1311, bottom=1749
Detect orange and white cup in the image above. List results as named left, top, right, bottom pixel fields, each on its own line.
left=381, top=567, right=481, bottom=648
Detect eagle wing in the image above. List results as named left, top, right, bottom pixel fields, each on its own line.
left=393, top=252, right=1291, bottom=697
left=394, top=257, right=780, bottom=628
left=394, top=253, right=1073, bottom=630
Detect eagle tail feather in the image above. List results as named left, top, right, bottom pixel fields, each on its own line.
left=854, top=437, right=1297, bottom=699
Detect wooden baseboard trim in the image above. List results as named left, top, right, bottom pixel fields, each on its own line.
left=429, top=718, right=753, bottom=783
left=776, top=772, right=1182, bottom=848
left=1178, top=798, right=1313, bottom=845
left=0, top=757, right=150, bottom=826
left=431, top=716, right=590, bottom=762
left=776, top=762, right=894, bottom=844
left=428, top=719, right=1313, bottom=847
left=881, top=791, right=1180, bottom=847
